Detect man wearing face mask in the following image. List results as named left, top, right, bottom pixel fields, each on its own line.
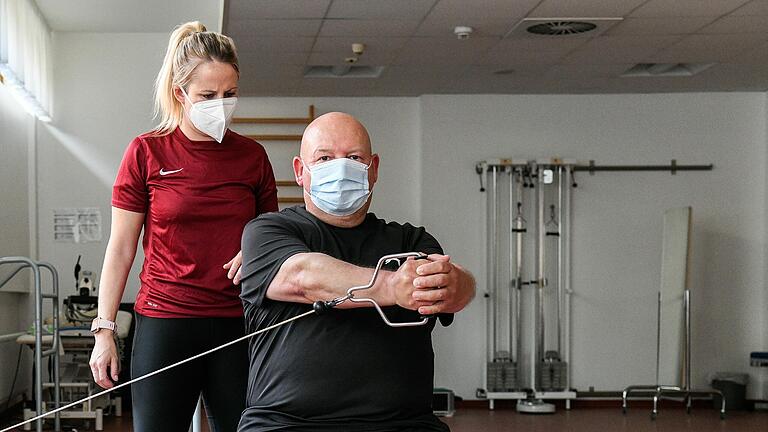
left=238, top=112, right=476, bottom=431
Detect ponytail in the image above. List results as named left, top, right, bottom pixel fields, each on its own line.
left=152, top=21, right=239, bottom=136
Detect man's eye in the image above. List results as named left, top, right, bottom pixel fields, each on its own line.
left=319, top=156, right=331, bottom=162
left=348, top=155, right=361, bottom=161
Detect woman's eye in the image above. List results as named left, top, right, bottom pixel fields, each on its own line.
left=225, top=93, right=236, bottom=98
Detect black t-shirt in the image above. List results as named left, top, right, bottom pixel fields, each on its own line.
left=238, top=206, right=451, bottom=432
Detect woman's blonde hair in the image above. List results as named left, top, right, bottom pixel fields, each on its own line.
left=152, top=21, right=239, bottom=135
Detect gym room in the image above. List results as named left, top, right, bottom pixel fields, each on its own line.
left=1, top=1, right=767, bottom=431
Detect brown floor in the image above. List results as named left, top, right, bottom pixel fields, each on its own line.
left=443, top=407, right=768, bottom=431
left=4, top=407, right=768, bottom=431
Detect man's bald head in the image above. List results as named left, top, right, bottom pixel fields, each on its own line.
left=300, top=112, right=372, bottom=161
left=293, top=112, right=380, bottom=226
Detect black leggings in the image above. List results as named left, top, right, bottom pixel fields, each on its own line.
left=131, top=314, right=248, bottom=432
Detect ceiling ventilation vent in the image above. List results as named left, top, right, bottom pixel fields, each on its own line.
left=505, top=17, right=622, bottom=38
left=304, top=65, right=384, bottom=79
left=527, top=21, right=596, bottom=35
left=621, top=63, right=714, bottom=77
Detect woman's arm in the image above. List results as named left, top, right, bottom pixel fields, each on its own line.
left=89, top=207, right=144, bottom=388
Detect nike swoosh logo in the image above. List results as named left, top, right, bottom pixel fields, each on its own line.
left=159, top=168, right=183, bottom=176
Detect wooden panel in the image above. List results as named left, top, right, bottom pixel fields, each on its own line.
left=233, top=105, right=315, bottom=125
left=278, top=197, right=304, bottom=204
left=276, top=180, right=298, bottom=187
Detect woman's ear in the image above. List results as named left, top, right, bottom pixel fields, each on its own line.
left=173, top=86, right=186, bottom=105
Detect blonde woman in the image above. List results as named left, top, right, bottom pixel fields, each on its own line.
left=89, top=21, right=277, bottom=431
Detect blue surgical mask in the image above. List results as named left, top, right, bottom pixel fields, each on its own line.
left=303, top=158, right=372, bottom=216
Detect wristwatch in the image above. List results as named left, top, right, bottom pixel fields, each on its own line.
left=91, top=317, right=117, bottom=334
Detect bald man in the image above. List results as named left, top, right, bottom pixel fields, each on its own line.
left=238, top=112, right=475, bottom=431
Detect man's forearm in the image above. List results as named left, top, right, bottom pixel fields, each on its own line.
left=266, top=252, right=395, bottom=308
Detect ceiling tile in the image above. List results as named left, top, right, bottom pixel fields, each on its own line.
left=295, top=78, right=381, bottom=96
left=415, top=14, right=516, bottom=37
left=630, top=0, right=752, bottom=18
left=306, top=50, right=398, bottom=66
left=605, top=17, right=715, bottom=35
left=377, top=64, right=467, bottom=80
left=474, top=49, right=574, bottom=66
left=697, top=15, right=768, bottom=33
left=235, top=36, right=316, bottom=53
left=394, top=36, right=500, bottom=65
left=318, top=19, right=421, bottom=37
left=649, top=33, right=768, bottom=63
left=238, top=63, right=307, bottom=79
left=730, top=0, right=768, bottom=16
left=238, top=78, right=301, bottom=97
left=426, top=0, right=541, bottom=20
left=690, top=63, right=768, bottom=90
left=238, top=52, right=309, bottom=66
left=490, top=37, right=589, bottom=53
left=228, top=0, right=332, bottom=19
left=464, top=64, right=553, bottom=78
left=326, top=0, right=437, bottom=19
left=545, top=63, right=635, bottom=78
left=560, top=35, right=682, bottom=64
left=730, top=41, right=768, bottom=64
left=312, top=36, right=409, bottom=55
left=226, top=19, right=322, bottom=37
left=529, top=0, right=648, bottom=17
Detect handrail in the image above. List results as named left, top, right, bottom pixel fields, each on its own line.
left=0, top=264, right=28, bottom=290
left=0, top=257, right=61, bottom=432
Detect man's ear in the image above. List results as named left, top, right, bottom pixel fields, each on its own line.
left=292, top=156, right=304, bottom=186
left=370, top=154, right=380, bottom=186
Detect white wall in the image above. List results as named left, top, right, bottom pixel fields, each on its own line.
left=36, top=32, right=168, bottom=302
left=421, top=94, right=768, bottom=399
left=0, top=83, right=35, bottom=408
left=38, top=31, right=768, bottom=403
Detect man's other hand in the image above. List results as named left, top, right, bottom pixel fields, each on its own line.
left=411, top=254, right=476, bottom=315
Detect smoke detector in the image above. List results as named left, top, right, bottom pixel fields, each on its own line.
left=505, top=17, right=622, bottom=38
left=454, top=26, right=473, bottom=40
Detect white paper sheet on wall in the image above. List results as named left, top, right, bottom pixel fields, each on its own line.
left=53, top=208, right=102, bottom=243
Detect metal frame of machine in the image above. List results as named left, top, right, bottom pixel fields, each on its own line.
left=478, top=159, right=577, bottom=412
left=476, top=159, right=713, bottom=413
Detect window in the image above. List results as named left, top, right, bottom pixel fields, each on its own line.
left=0, top=0, right=52, bottom=121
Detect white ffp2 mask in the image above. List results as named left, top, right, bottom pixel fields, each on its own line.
left=303, top=158, right=372, bottom=216
left=181, top=87, right=238, bottom=143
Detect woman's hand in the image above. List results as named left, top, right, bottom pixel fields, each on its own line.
left=89, top=333, right=120, bottom=389
left=223, top=250, right=243, bottom=285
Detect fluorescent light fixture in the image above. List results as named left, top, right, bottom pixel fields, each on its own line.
left=0, top=64, right=51, bottom=122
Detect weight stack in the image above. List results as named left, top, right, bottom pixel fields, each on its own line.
left=487, top=351, right=518, bottom=391
left=539, top=360, right=568, bottom=391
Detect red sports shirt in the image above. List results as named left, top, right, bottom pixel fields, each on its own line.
left=112, top=127, right=278, bottom=318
